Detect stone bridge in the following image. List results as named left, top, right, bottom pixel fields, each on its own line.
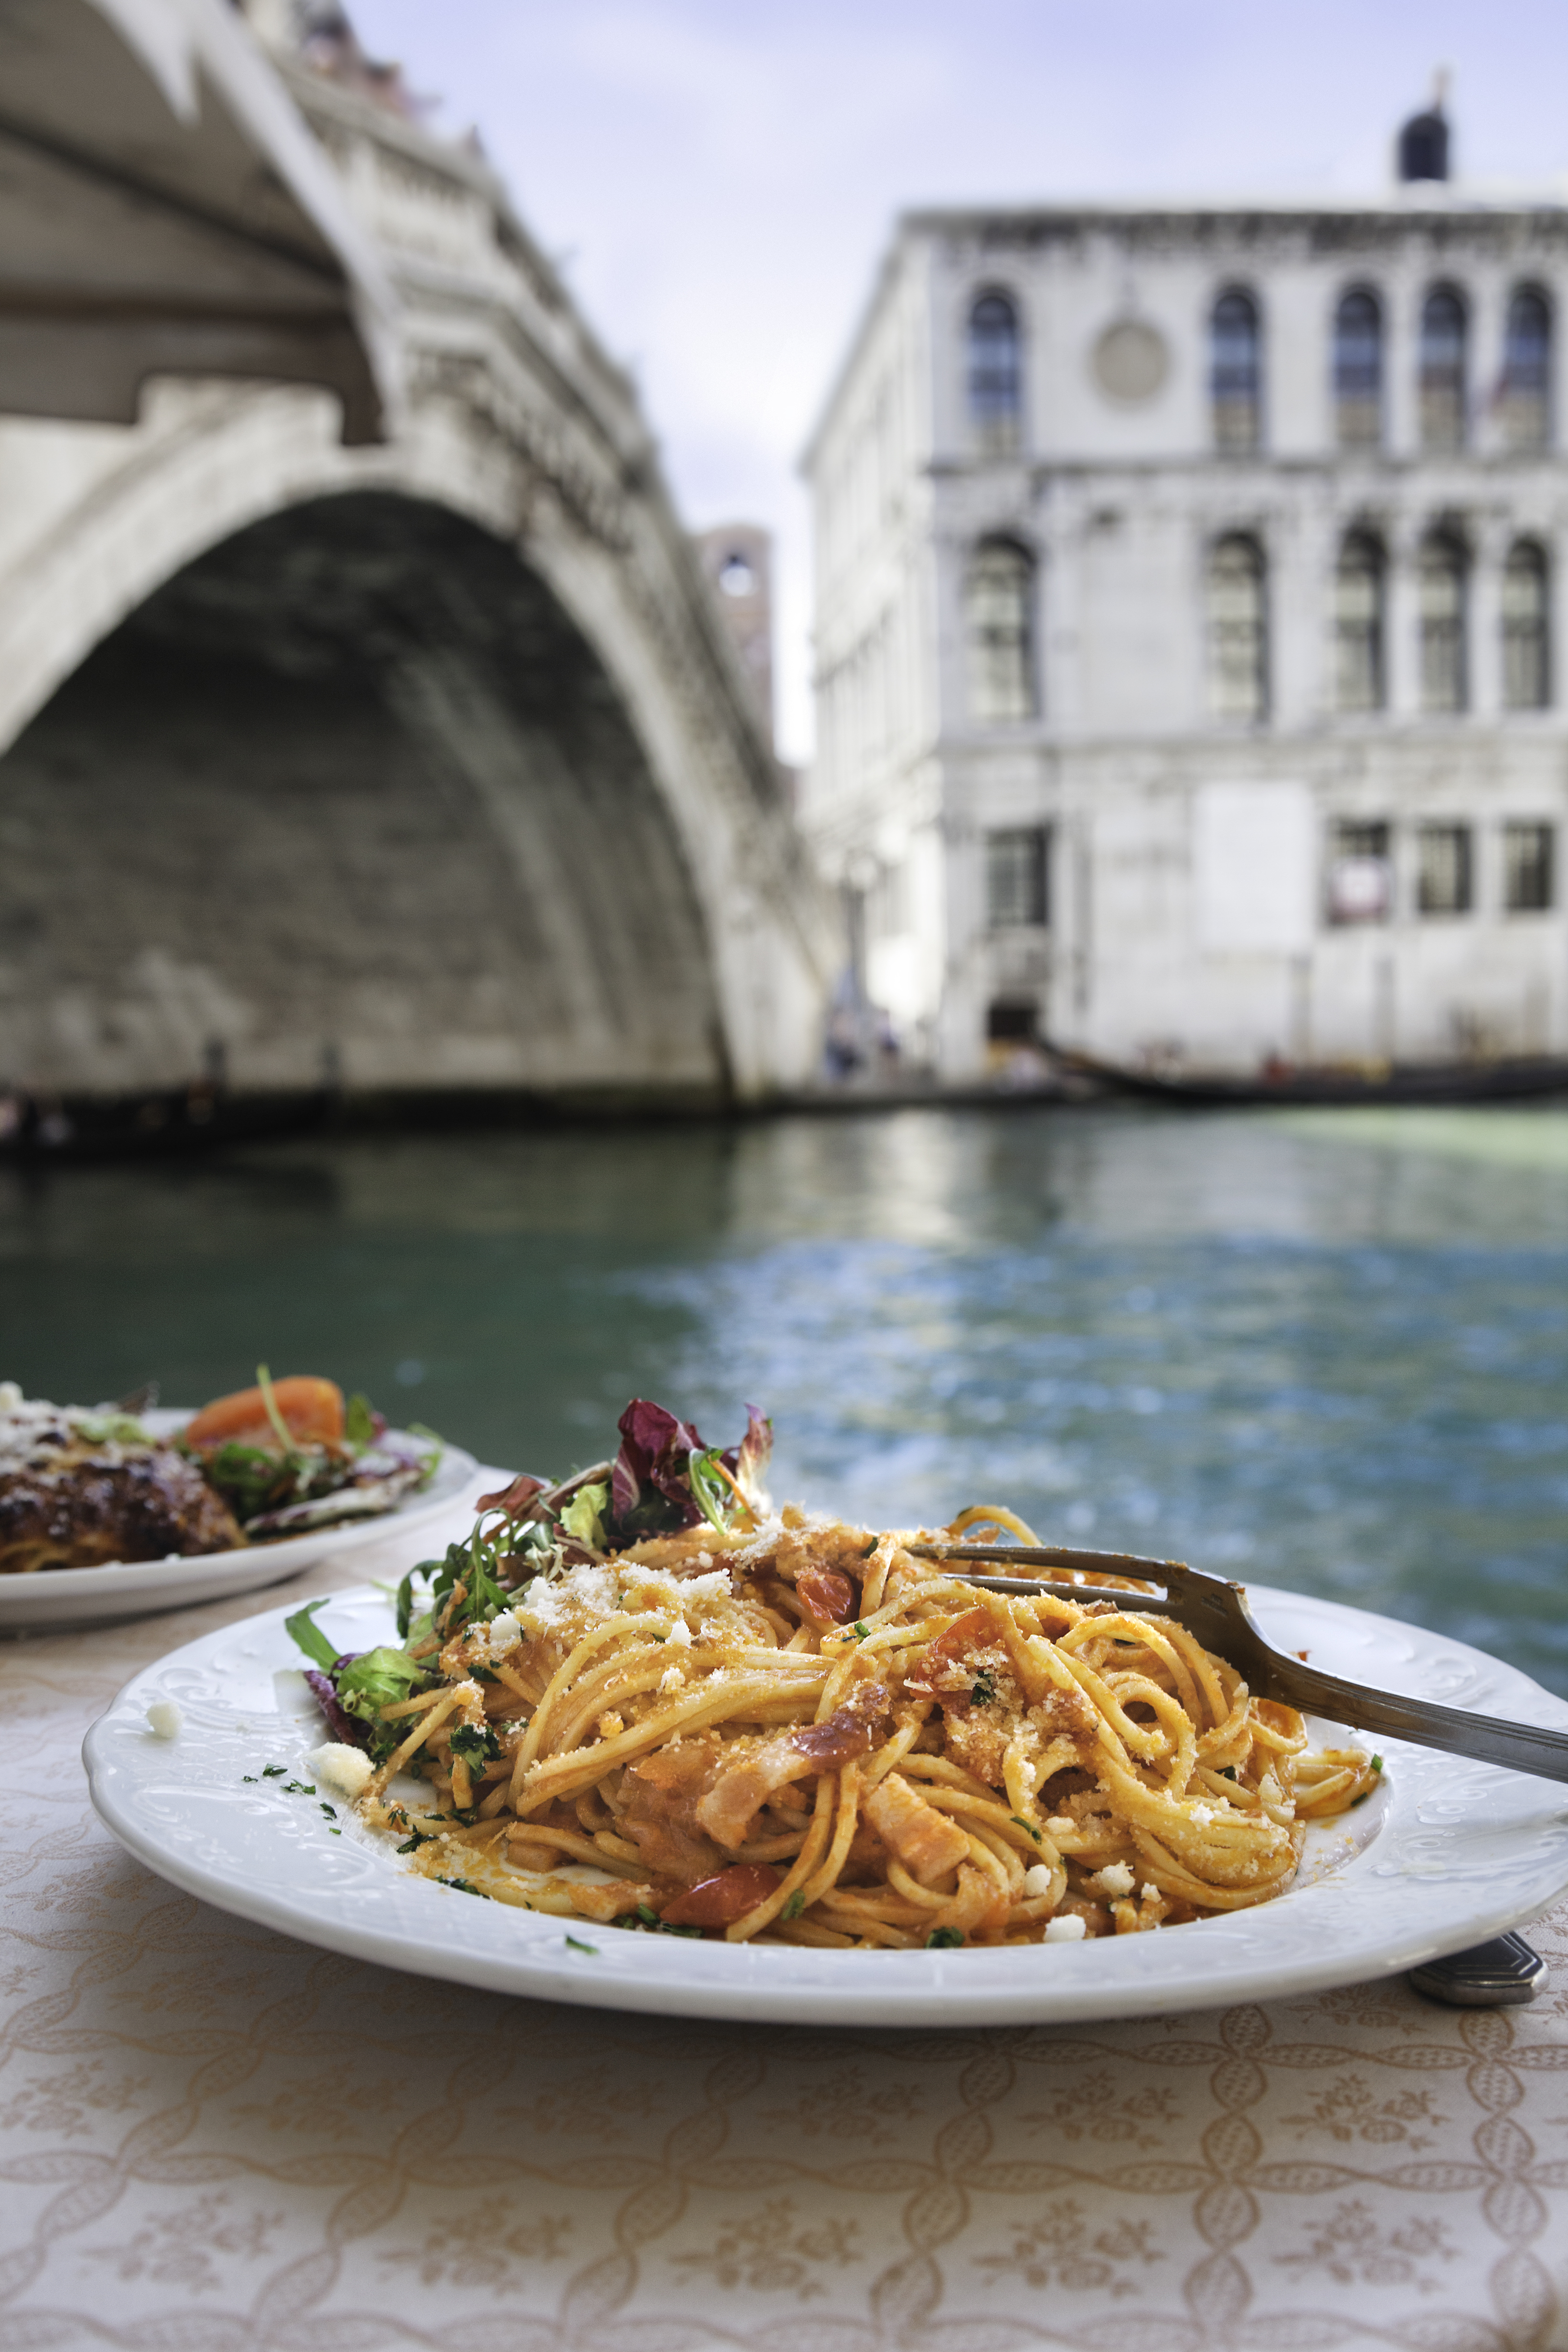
left=0, top=42, right=833, bottom=1105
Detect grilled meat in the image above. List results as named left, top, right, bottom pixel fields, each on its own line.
left=0, top=1391, right=244, bottom=1574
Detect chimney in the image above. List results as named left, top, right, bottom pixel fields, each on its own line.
left=1398, top=71, right=1451, bottom=183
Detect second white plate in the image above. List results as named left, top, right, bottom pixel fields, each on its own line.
left=0, top=1423, right=480, bottom=1629
left=84, top=1578, right=1568, bottom=2025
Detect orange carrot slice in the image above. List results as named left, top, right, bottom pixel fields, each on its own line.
left=185, top=1376, right=345, bottom=1454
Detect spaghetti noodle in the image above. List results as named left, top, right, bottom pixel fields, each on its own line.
left=303, top=1445, right=1380, bottom=1948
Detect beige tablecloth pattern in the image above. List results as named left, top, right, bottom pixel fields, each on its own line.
left=4, top=1504, right=1568, bottom=2352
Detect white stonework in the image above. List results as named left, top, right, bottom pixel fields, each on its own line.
left=804, top=191, right=1568, bottom=1080
left=0, top=42, right=831, bottom=1102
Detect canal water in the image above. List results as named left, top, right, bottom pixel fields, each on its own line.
left=4, top=1103, right=1568, bottom=1694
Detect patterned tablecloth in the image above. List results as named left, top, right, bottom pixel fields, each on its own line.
left=4, top=1486, right=1568, bottom=2352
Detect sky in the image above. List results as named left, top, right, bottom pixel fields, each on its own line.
left=352, top=1, right=1568, bottom=763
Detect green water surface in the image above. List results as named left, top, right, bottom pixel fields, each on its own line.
left=4, top=1104, right=1568, bottom=1693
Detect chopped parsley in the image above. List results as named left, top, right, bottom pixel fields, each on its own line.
left=1370, top=1755, right=1384, bottom=1773
left=319, top=1803, right=337, bottom=1819
left=396, top=1831, right=434, bottom=1853
left=261, top=1765, right=286, bottom=1779
left=851, top=1622, right=870, bottom=1643
left=781, top=1889, right=806, bottom=1920
left=1010, top=1815, right=1042, bottom=1843
left=633, top=1905, right=702, bottom=1939
left=971, top=1669, right=997, bottom=1706
left=565, top=1935, right=599, bottom=1954
left=1217, top=1765, right=1237, bottom=1782
left=926, top=1926, right=965, bottom=1949
left=242, top=1775, right=258, bottom=1784
left=283, top=1781, right=316, bottom=1796
left=449, top=1723, right=503, bottom=1771
left=437, top=1876, right=483, bottom=1896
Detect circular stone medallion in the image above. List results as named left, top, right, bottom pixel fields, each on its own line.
left=1092, top=318, right=1170, bottom=403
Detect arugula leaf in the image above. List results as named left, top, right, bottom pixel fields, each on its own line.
left=254, top=1363, right=294, bottom=1451
left=560, top=1480, right=609, bottom=1550
left=926, top=1926, right=965, bottom=1949
left=687, top=1448, right=732, bottom=1535
left=345, top=1392, right=377, bottom=1449
left=284, top=1597, right=339, bottom=1673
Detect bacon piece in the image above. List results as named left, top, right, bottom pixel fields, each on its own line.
left=925, top=1860, right=1010, bottom=1942
left=660, top=1864, right=782, bottom=1928
left=903, top=1610, right=994, bottom=1701
left=694, top=1685, right=891, bottom=1849
left=796, top=1682, right=890, bottom=1761
left=560, top=1879, right=657, bottom=1923
left=863, top=1772, right=971, bottom=1883
left=616, top=1745, right=724, bottom=1882
left=796, top=1565, right=857, bottom=1626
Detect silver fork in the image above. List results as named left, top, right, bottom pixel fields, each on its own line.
left=905, top=1541, right=1568, bottom=1785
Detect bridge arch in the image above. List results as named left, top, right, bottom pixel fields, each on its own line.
left=0, top=69, right=833, bottom=1104
left=0, top=477, right=755, bottom=1096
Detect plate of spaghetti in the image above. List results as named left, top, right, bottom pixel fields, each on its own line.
left=85, top=1399, right=1568, bottom=2025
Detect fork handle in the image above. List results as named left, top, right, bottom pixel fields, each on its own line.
left=1248, top=1657, right=1568, bottom=1785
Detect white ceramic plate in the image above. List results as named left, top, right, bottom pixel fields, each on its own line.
left=1, top=1413, right=480, bottom=1628
left=84, top=1579, right=1568, bottom=2025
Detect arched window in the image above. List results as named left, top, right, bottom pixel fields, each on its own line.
left=1503, top=289, right=1551, bottom=450
left=1419, top=533, right=1467, bottom=712
left=1211, top=289, right=1261, bottom=451
left=1334, top=290, right=1382, bottom=447
left=1207, top=535, right=1267, bottom=719
left=1335, top=532, right=1385, bottom=711
left=1419, top=287, right=1467, bottom=449
left=1503, top=540, right=1550, bottom=709
left=968, top=292, right=1021, bottom=455
left=964, top=540, right=1035, bottom=722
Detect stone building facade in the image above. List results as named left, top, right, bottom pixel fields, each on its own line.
left=803, top=149, right=1568, bottom=1081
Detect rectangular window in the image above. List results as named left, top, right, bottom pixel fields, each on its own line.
left=1326, top=820, right=1391, bottom=924
left=986, top=827, right=1049, bottom=927
left=1504, top=821, right=1554, bottom=912
left=1416, top=824, right=1473, bottom=916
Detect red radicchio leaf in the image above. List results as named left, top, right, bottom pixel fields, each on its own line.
left=610, top=1398, right=709, bottom=1532
left=730, top=1405, right=773, bottom=1505
left=304, top=1666, right=363, bottom=1749
left=474, top=1472, right=548, bottom=1519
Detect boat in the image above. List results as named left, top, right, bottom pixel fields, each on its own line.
left=0, top=1084, right=332, bottom=1165
left=1041, top=1042, right=1568, bottom=1108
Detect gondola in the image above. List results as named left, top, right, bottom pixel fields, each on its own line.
left=1042, top=1042, right=1568, bottom=1108
left=0, top=1084, right=333, bottom=1164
